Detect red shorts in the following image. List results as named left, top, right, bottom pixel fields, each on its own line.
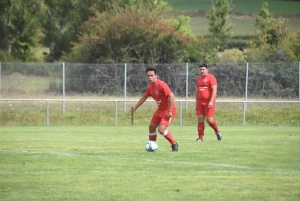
left=151, top=107, right=177, bottom=126
left=196, top=102, right=215, bottom=117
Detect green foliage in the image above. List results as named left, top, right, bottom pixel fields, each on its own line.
left=218, top=48, right=246, bottom=62
left=0, top=50, right=14, bottom=61
left=67, top=1, right=197, bottom=63
left=171, top=15, right=194, bottom=36
left=255, top=3, right=289, bottom=48
left=0, top=0, right=41, bottom=61
left=248, top=2, right=293, bottom=62
left=0, top=0, right=299, bottom=62
left=284, top=29, right=300, bottom=60
left=206, top=0, right=233, bottom=52
left=227, top=35, right=258, bottom=50
left=40, top=0, right=98, bottom=62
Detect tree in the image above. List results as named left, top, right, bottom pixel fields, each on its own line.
left=0, top=0, right=41, bottom=61
left=64, top=0, right=207, bottom=94
left=67, top=0, right=197, bottom=63
left=40, top=0, right=98, bottom=62
left=206, top=0, right=233, bottom=52
left=255, top=2, right=276, bottom=46
left=285, top=30, right=300, bottom=60
left=251, top=2, right=291, bottom=62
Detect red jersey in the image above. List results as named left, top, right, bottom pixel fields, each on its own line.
left=143, top=80, right=176, bottom=111
left=196, top=74, right=217, bottom=103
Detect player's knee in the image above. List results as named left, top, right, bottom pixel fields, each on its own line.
left=157, top=128, right=164, bottom=135
left=158, top=129, right=168, bottom=136
left=157, top=126, right=167, bottom=135
left=206, top=118, right=214, bottom=124
left=197, top=115, right=204, bottom=122
left=149, top=124, right=157, bottom=132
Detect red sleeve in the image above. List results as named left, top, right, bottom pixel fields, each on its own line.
left=143, top=85, right=151, bottom=98
left=161, top=81, right=171, bottom=96
left=210, top=75, right=217, bottom=86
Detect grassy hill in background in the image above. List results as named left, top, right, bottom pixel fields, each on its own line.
left=166, top=0, right=300, bottom=36
left=166, top=0, right=300, bottom=14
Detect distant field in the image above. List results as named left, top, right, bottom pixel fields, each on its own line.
left=190, top=16, right=300, bottom=36
left=167, top=0, right=300, bottom=36
left=166, top=0, right=300, bottom=14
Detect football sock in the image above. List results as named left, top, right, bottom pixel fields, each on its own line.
left=208, top=120, right=219, bottom=133
left=162, top=130, right=176, bottom=144
left=198, top=122, right=205, bottom=140
left=149, top=132, right=157, bottom=141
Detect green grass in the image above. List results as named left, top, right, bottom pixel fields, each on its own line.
left=1, top=101, right=300, bottom=126
left=0, top=126, right=299, bottom=200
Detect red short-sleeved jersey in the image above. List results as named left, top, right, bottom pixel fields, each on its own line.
left=143, top=80, right=176, bottom=111
left=196, top=74, right=217, bottom=103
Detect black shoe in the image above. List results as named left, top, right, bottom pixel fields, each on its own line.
left=171, top=142, right=178, bottom=152
left=216, top=132, right=222, bottom=141
left=196, top=138, right=204, bottom=142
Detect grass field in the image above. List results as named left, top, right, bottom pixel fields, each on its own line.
left=0, top=126, right=299, bottom=200
left=1, top=101, right=300, bottom=126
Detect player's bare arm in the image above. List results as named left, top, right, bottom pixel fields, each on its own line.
left=208, top=85, right=217, bottom=109
left=167, top=92, right=175, bottom=118
left=195, top=87, right=198, bottom=110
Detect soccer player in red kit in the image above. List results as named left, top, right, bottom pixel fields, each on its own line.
left=133, top=67, right=178, bottom=152
left=195, top=63, right=222, bottom=141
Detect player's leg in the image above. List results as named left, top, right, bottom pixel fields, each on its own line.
left=157, top=108, right=178, bottom=151
left=148, top=123, right=158, bottom=141
left=196, top=105, right=205, bottom=141
left=205, top=116, right=219, bottom=132
left=205, top=105, right=222, bottom=140
left=148, top=110, right=160, bottom=141
left=157, top=124, right=176, bottom=144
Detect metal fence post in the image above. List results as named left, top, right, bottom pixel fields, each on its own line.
left=0, top=62, right=1, bottom=113
left=115, top=100, right=118, bottom=125
left=243, top=62, right=249, bottom=125
left=62, top=62, right=66, bottom=113
left=46, top=100, right=49, bottom=126
left=185, top=62, right=189, bottom=110
left=298, top=61, right=300, bottom=109
left=124, top=63, right=127, bottom=112
left=179, top=100, right=182, bottom=126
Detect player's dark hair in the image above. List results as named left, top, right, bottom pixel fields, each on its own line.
left=199, top=63, right=208, bottom=68
left=146, top=67, right=157, bottom=74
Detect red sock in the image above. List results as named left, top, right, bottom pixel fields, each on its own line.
left=163, top=130, right=176, bottom=144
left=208, top=120, right=219, bottom=133
left=198, top=122, right=204, bottom=140
left=149, top=132, right=157, bottom=141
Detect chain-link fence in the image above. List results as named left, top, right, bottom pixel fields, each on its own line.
left=0, top=62, right=299, bottom=126
left=0, top=62, right=299, bottom=99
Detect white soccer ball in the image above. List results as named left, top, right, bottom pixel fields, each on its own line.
left=145, top=141, right=158, bottom=152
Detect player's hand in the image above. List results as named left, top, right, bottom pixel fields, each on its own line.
left=208, top=101, right=213, bottom=109
left=167, top=111, right=172, bottom=119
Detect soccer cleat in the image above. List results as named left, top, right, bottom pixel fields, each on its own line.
left=216, top=132, right=222, bottom=141
left=196, top=138, right=204, bottom=141
left=171, top=142, right=178, bottom=152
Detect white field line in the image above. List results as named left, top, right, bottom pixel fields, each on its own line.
left=1, top=150, right=299, bottom=174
